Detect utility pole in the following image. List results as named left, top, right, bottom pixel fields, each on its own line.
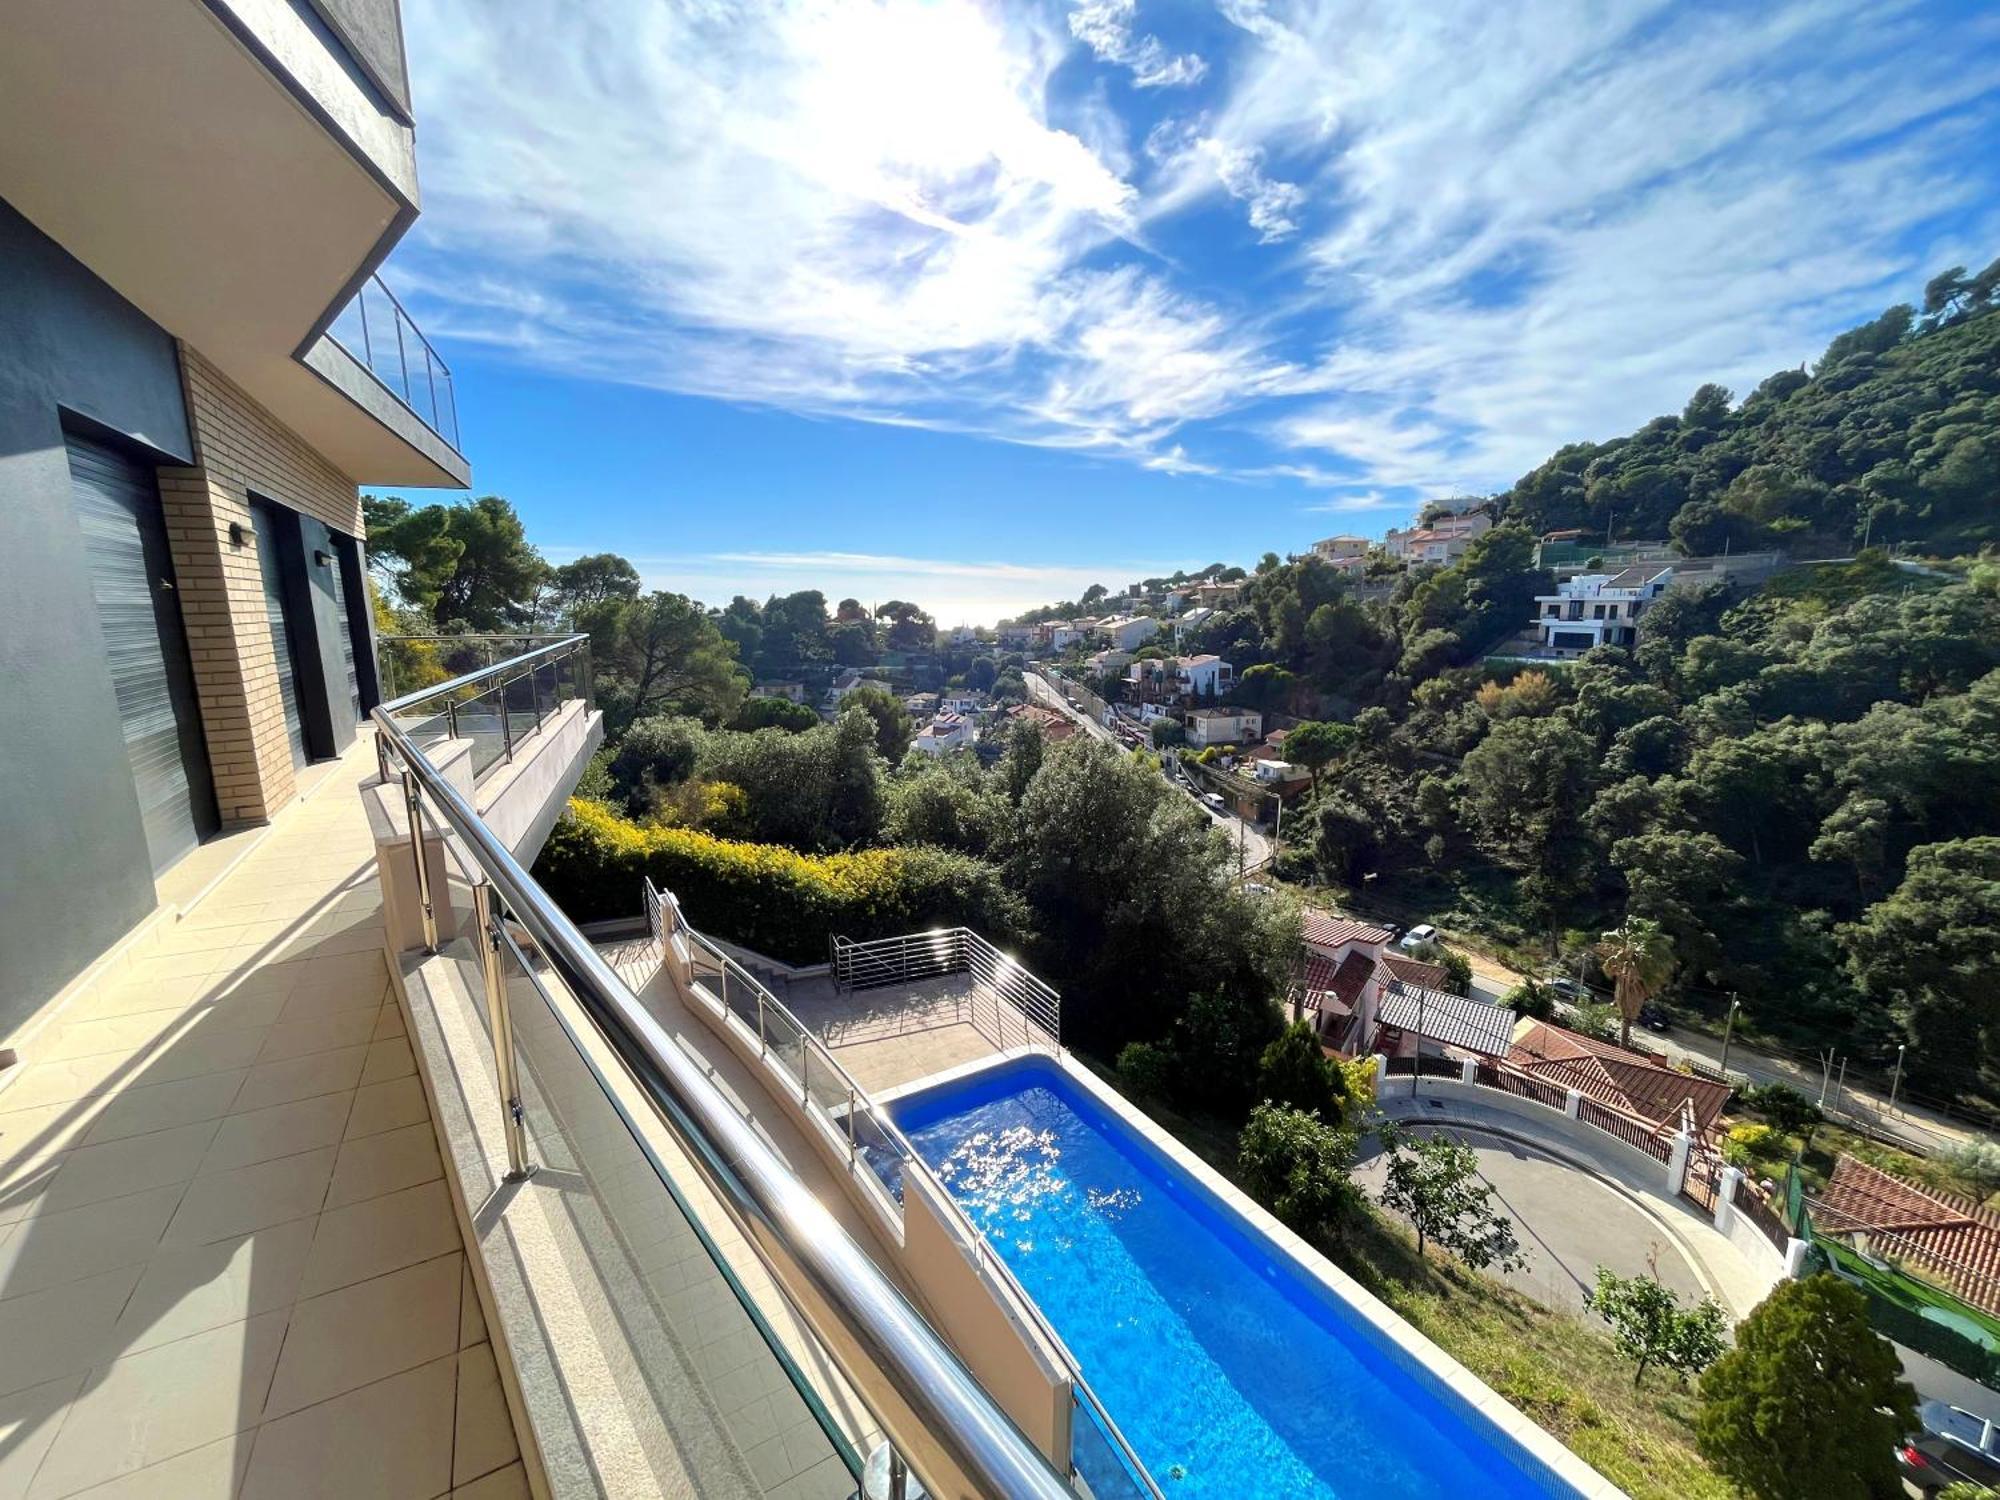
left=1413, top=986, right=1428, bottom=1098
left=1718, top=994, right=1740, bottom=1079
left=1818, top=1048, right=1835, bottom=1107
left=1889, top=1044, right=1906, bottom=1115
left=1834, top=1057, right=1849, bottom=1119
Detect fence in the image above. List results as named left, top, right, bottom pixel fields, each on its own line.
left=829, top=929, right=1061, bottom=1052
left=650, top=884, right=1159, bottom=1499
left=1472, top=1057, right=1571, bottom=1111
left=1681, top=1147, right=1724, bottom=1214
left=1577, top=1095, right=1674, bottom=1165
left=1732, top=1176, right=1792, bottom=1254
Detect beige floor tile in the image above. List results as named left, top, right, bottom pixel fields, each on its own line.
left=358, top=1037, right=415, bottom=1088
left=297, top=1179, right=458, bottom=1299
left=160, top=1148, right=335, bottom=1249
left=60, top=1432, right=253, bottom=1500
left=451, top=1343, right=519, bottom=1486
left=458, top=1260, right=487, bottom=1348
left=238, top=1353, right=454, bottom=1500
left=342, top=1075, right=427, bottom=1141
left=199, top=1095, right=353, bottom=1176
left=228, top=1046, right=369, bottom=1116
left=0, top=1104, right=98, bottom=1167
left=0, top=1185, right=183, bottom=1301
left=27, top=1309, right=287, bottom=1498
left=113, top=1217, right=316, bottom=1356
left=250, top=1011, right=381, bottom=1067
left=67, top=973, right=210, bottom=1022
left=0, top=1372, right=89, bottom=1500
left=262, top=1253, right=460, bottom=1418
left=275, top=976, right=390, bottom=1025
left=323, top=1122, right=440, bottom=1209
left=1, top=1121, right=219, bottom=1227
left=370, top=1006, right=406, bottom=1041
left=78, top=1072, right=247, bottom=1147
left=0, top=1265, right=145, bottom=1398
left=452, top=1461, right=529, bottom=1500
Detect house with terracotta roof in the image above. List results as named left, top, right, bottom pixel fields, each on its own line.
left=1372, top=984, right=1516, bottom=1060
left=1292, top=912, right=1397, bottom=1049
left=1808, top=1155, right=2000, bottom=1318
left=1508, top=1021, right=1733, bottom=1139
left=1004, top=702, right=1077, bottom=744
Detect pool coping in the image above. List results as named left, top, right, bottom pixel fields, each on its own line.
left=887, top=1050, right=1632, bottom=1500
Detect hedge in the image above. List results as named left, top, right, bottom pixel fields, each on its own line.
left=535, top=798, right=1024, bottom=965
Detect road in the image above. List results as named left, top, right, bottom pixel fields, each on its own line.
left=1024, top=670, right=1276, bottom=873
left=1443, top=942, right=1983, bottom=1156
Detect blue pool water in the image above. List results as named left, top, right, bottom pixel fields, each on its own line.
left=894, top=1058, right=1565, bottom=1500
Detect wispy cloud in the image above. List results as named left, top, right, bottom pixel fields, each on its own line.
left=397, top=0, right=2000, bottom=503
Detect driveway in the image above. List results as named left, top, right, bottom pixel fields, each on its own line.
left=1354, top=1123, right=1709, bottom=1314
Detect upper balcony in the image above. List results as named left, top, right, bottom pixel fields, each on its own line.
left=0, top=0, right=468, bottom=487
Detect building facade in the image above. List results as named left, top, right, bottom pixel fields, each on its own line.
left=1532, top=565, right=1674, bottom=654
left=0, top=1, right=467, bottom=1032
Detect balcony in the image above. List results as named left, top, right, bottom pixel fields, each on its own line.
left=323, top=276, right=461, bottom=455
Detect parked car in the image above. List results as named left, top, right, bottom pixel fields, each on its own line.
left=1638, top=1001, right=1672, bottom=1033
left=1546, top=977, right=1592, bottom=1003
left=1202, top=792, right=1226, bottom=809
left=1399, top=923, right=1439, bottom=952
left=1897, top=1402, right=2000, bottom=1494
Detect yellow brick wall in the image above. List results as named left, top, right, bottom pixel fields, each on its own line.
left=158, top=346, right=362, bottom=826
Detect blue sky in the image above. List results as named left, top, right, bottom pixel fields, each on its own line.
left=382, top=0, right=2000, bottom=624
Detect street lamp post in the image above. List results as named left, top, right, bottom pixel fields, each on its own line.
left=1889, top=1044, right=1906, bottom=1115
left=1413, top=986, right=1427, bottom=1100
left=1718, top=995, right=1740, bottom=1079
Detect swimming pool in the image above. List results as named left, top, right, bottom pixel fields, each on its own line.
left=892, top=1055, right=1598, bottom=1500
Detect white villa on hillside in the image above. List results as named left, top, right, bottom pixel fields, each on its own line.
left=914, top=711, right=976, bottom=755
left=1183, top=706, right=1262, bottom=747
left=1533, top=565, right=1674, bottom=654
left=1130, top=654, right=1233, bottom=702
left=1312, top=534, right=1369, bottom=561
left=1096, top=614, right=1160, bottom=651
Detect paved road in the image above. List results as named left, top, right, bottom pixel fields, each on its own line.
left=1026, top=670, right=1277, bottom=873
left=1445, top=943, right=1983, bottom=1156
left=1354, top=1123, right=1708, bottom=1313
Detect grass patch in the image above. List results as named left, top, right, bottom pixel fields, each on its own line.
left=1329, top=1215, right=1735, bottom=1500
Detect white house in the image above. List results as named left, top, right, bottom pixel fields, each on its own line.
left=1128, top=654, right=1233, bottom=702
left=1385, top=508, right=1491, bottom=561
left=913, top=712, right=976, bottom=755
left=997, top=623, right=1034, bottom=648
left=823, top=667, right=866, bottom=710
left=752, top=680, right=806, bottom=703
left=1532, top=565, right=1673, bottom=654
left=1182, top=706, right=1261, bottom=747
left=1084, top=648, right=1134, bottom=675
left=1172, top=605, right=1215, bottom=643
left=941, top=690, right=989, bottom=715
left=1311, top=535, right=1369, bottom=561
left=1096, top=614, right=1160, bottom=651
left=1162, top=588, right=1189, bottom=614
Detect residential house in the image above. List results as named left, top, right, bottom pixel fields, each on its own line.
left=1293, top=914, right=1396, bottom=1046
left=753, top=679, right=807, bottom=703
left=997, top=622, right=1035, bottom=648
left=824, top=665, right=867, bottom=709
left=1172, top=605, right=1216, bottom=643
left=1034, top=620, right=1086, bottom=652
left=1372, top=984, right=1517, bottom=1062
left=941, top=690, right=989, bottom=715
left=1085, top=648, right=1134, bottom=675
left=1182, top=706, right=1262, bottom=747
left=1190, top=579, right=1243, bottom=609
left=914, top=712, right=976, bottom=755
left=1005, top=701, right=1078, bottom=743
left=1509, top=1022, right=1733, bottom=1141
left=1096, top=614, right=1160, bottom=652
left=1311, top=535, right=1369, bottom=561
left=1807, top=1156, right=2000, bottom=1318
left=1385, top=508, right=1491, bottom=561
left=1128, top=654, right=1233, bottom=703
left=1162, top=588, right=1189, bottom=614
left=1532, top=565, right=1673, bottom=654
left=904, top=691, right=941, bottom=719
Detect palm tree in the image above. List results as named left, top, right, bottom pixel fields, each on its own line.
left=1597, top=917, right=1674, bottom=1048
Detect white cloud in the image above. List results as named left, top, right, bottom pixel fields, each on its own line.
left=1068, top=0, right=1208, bottom=88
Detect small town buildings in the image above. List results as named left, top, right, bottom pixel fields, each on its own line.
left=1385, top=508, right=1492, bottom=562
left=1509, top=1022, right=1733, bottom=1140
left=1162, top=588, right=1189, bottom=614
left=823, top=667, right=869, bottom=711
left=941, top=690, right=989, bottom=715
left=1373, top=984, right=1516, bottom=1061
left=752, top=680, right=807, bottom=703
left=913, top=711, right=976, bottom=755
left=1128, top=654, right=1234, bottom=702
left=1311, top=535, right=1369, bottom=561
left=1004, top=702, right=1078, bottom=743
left=1190, top=580, right=1243, bottom=609
left=1172, top=605, right=1215, bottom=643
left=1034, top=620, right=1086, bottom=652
left=1182, top=706, right=1262, bottom=747
left=997, top=623, right=1034, bottom=648
left=1533, top=565, right=1673, bottom=654
left=1096, top=614, right=1160, bottom=652
left=904, top=692, right=940, bottom=719
left=1084, top=648, right=1135, bottom=675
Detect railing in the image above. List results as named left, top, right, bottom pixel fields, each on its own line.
left=1576, top=1095, right=1674, bottom=1165
left=829, top=929, right=1061, bottom=1052
left=372, top=649, right=1081, bottom=1500
left=375, top=634, right=591, bottom=784
left=326, top=273, right=460, bottom=450
left=1472, top=1058, right=1573, bottom=1111
left=675, top=900, right=1157, bottom=1498
left=377, top=633, right=576, bottom=704
left=1732, top=1175, right=1792, bottom=1253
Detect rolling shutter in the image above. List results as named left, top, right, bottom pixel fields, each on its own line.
left=65, top=434, right=216, bottom=874
left=251, top=502, right=309, bottom=771
left=325, top=542, right=362, bottom=726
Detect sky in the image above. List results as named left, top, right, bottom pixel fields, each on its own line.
left=380, top=0, right=2000, bottom=624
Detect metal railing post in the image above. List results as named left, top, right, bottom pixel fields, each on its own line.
left=401, top=770, right=438, bottom=953
left=847, top=1087, right=858, bottom=1164
left=446, top=701, right=459, bottom=739
left=500, top=683, right=515, bottom=763
left=801, top=1040, right=813, bottom=1106
left=757, top=989, right=767, bottom=1057
left=473, top=881, right=533, bottom=1182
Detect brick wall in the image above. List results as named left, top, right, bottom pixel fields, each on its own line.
left=158, top=346, right=362, bottom=826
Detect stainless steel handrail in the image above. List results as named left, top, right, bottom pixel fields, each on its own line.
left=372, top=702, right=1074, bottom=1500
left=378, top=633, right=588, bottom=715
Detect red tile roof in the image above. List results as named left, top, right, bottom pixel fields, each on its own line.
left=1509, top=1021, right=1734, bottom=1135
left=1810, top=1156, right=2000, bottom=1318
left=1303, top=910, right=1394, bottom=952
left=1298, top=950, right=1375, bottom=1018
left=1378, top=953, right=1450, bottom=990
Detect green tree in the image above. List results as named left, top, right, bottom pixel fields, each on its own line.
left=1597, top=917, right=1674, bottom=1048
left=842, top=681, right=914, bottom=762
left=1696, top=1277, right=1917, bottom=1500
left=1257, top=1022, right=1348, bottom=1121
left=1586, top=1267, right=1728, bottom=1388
left=603, top=715, right=704, bottom=815
left=1376, top=1126, right=1523, bottom=1270
left=885, top=758, right=1008, bottom=857
left=1238, top=1103, right=1363, bottom=1241
left=1286, top=720, right=1357, bottom=794
left=364, top=495, right=548, bottom=629
left=730, top=697, right=820, bottom=733
left=1149, top=718, right=1186, bottom=749
left=582, top=591, right=746, bottom=732
left=967, top=655, right=998, bottom=692
left=548, top=552, right=641, bottom=620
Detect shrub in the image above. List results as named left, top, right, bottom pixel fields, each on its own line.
left=1738, top=1081, right=1822, bottom=1139
left=1942, top=1138, right=2000, bottom=1194
left=1505, top=980, right=1556, bottom=1020
left=605, top=715, right=704, bottom=815
left=1116, top=1042, right=1176, bottom=1102
left=1257, top=1022, right=1348, bottom=1122
left=1721, top=1122, right=1786, bottom=1170
left=535, top=798, right=1024, bottom=964
left=1586, top=1267, right=1728, bottom=1388
left=1238, top=1103, right=1363, bottom=1242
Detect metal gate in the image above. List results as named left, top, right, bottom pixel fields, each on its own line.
left=251, top=501, right=309, bottom=770
left=66, top=433, right=217, bottom=873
